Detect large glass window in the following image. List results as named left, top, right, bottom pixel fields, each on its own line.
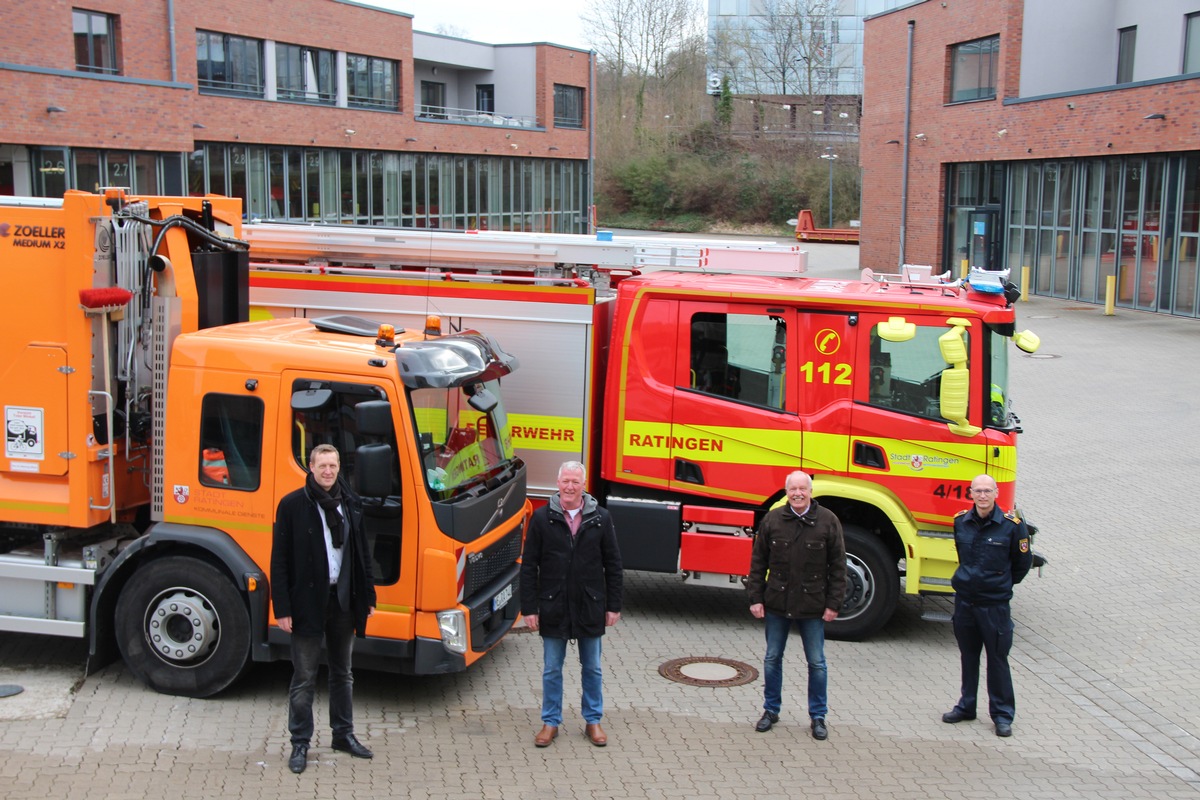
left=476, top=84, right=495, bottom=113
left=347, top=54, right=398, bottom=110
left=949, top=36, right=998, bottom=103
left=868, top=327, right=965, bottom=421
left=73, top=9, right=118, bottom=74
left=1186, top=14, right=1200, bottom=74
left=276, top=43, right=335, bottom=104
left=554, top=84, right=585, bottom=128
left=1117, top=26, right=1137, bottom=84
left=688, top=312, right=786, bottom=410
left=196, top=31, right=263, bottom=97
left=420, top=81, right=446, bottom=118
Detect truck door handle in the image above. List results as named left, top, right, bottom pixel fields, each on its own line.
left=674, top=459, right=705, bottom=484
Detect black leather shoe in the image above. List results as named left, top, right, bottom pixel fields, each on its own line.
left=941, top=708, right=976, bottom=724
left=331, top=734, right=374, bottom=759
left=811, top=718, right=828, bottom=740
left=288, top=744, right=308, bottom=774
left=995, top=721, right=1013, bottom=737
left=755, top=711, right=779, bottom=733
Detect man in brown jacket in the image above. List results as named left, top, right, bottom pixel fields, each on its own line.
left=746, top=470, right=847, bottom=740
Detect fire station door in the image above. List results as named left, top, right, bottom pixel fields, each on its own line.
left=670, top=303, right=798, bottom=502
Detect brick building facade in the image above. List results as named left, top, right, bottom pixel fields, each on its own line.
left=862, top=0, right=1200, bottom=317
left=0, top=0, right=593, bottom=232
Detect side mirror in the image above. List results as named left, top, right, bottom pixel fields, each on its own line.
left=466, top=384, right=498, bottom=414
left=355, top=442, right=394, bottom=498
left=1013, top=329, right=1040, bottom=354
left=356, top=400, right=393, bottom=437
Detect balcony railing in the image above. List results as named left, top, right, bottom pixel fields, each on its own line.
left=417, top=105, right=538, bottom=128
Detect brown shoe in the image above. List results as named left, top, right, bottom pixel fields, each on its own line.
left=534, top=725, right=558, bottom=747
left=584, top=722, right=608, bottom=746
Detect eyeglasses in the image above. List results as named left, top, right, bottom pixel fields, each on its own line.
left=970, top=487, right=996, bottom=494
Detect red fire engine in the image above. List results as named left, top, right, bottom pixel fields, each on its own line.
left=245, top=226, right=1042, bottom=639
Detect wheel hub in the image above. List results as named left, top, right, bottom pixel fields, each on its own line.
left=147, top=589, right=218, bottom=664
left=839, top=555, right=875, bottom=621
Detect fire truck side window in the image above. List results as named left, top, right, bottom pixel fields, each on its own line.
left=289, top=380, right=402, bottom=585
left=869, top=328, right=968, bottom=420
left=689, top=312, right=786, bottom=410
left=198, top=394, right=264, bottom=490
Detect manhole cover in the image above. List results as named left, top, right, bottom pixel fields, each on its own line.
left=0, top=685, right=24, bottom=698
left=658, top=657, right=758, bottom=687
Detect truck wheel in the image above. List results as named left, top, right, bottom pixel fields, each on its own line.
left=114, top=556, right=251, bottom=697
left=827, top=526, right=898, bottom=641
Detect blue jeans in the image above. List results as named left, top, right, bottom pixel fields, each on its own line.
left=287, top=589, right=357, bottom=745
left=541, top=636, right=603, bottom=727
left=762, top=611, right=828, bottom=720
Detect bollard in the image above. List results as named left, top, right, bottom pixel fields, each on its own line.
left=960, top=259, right=969, bottom=279
left=1021, top=266, right=1030, bottom=302
left=1105, top=275, right=1116, bottom=315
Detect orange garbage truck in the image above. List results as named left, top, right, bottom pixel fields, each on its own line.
left=242, top=223, right=1044, bottom=640
left=0, top=190, right=529, bottom=696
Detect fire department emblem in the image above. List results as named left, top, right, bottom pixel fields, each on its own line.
left=1019, top=538, right=1029, bottom=553
left=910, top=455, right=924, bottom=471
left=173, top=484, right=190, bottom=504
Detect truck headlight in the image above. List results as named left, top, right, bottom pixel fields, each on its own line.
left=436, top=609, right=467, bottom=654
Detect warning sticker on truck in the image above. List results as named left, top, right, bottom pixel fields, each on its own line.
left=5, top=406, right=44, bottom=461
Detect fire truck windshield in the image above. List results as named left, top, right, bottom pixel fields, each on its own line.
left=410, top=378, right=517, bottom=499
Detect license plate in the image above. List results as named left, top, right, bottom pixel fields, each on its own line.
left=492, top=583, right=513, bottom=612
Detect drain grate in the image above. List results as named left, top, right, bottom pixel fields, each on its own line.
left=658, top=657, right=758, bottom=687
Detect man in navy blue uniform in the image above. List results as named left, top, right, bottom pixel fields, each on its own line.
left=942, top=474, right=1033, bottom=737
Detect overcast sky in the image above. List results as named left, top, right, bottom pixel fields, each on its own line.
left=360, top=0, right=593, bottom=50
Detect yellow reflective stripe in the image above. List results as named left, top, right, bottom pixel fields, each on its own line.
left=506, top=413, right=583, bottom=452
left=0, top=500, right=69, bottom=515
left=163, top=515, right=272, bottom=533
left=617, top=422, right=1013, bottom=483
left=848, top=437, right=1006, bottom=481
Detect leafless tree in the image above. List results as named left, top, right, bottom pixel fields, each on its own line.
left=583, top=0, right=704, bottom=134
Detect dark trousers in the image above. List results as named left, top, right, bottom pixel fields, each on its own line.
left=952, top=598, right=1016, bottom=724
left=288, top=587, right=356, bottom=745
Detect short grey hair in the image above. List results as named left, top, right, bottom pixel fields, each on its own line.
left=557, top=460, right=586, bottom=481
left=309, top=443, right=340, bottom=467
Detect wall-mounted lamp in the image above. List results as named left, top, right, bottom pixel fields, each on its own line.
left=405, top=137, right=417, bottom=142
left=548, top=146, right=560, bottom=151
left=913, top=132, right=927, bottom=140
left=193, top=122, right=206, bottom=129
left=431, top=67, right=438, bottom=75
left=838, top=112, right=849, bottom=119
left=1066, top=102, right=1076, bottom=110
left=1144, top=113, right=1167, bottom=120
left=511, top=143, right=519, bottom=149
left=46, top=105, right=66, bottom=114
left=996, top=128, right=1007, bottom=138
left=812, top=109, right=823, bottom=116
left=886, top=139, right=900, bottom=144
left=344, top=128, right=356, bottom=136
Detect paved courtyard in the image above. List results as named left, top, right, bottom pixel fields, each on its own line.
left=2, top=278, right=1198, bottom=799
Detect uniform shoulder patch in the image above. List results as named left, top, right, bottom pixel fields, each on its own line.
left=954, top=509, right=969, bottom=518
left=1019, top=538, right=1030, bottom=553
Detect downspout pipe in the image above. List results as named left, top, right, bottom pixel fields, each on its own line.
left=899, top=19, right=914, bottom=268
left=588, top=50, right=596, bottom=234
left=167, top=0, right=177, bottom=83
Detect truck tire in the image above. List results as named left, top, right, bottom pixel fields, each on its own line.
left=826, top=525, right=898, bottom=641
left=114, top=556, right=251, bottom=698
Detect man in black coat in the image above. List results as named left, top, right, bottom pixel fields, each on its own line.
left=520, top=461, right=622, bottom=748
left=271, top=444, right=376, bottom=774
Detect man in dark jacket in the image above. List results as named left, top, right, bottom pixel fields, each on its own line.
left=271, top=444, right=377, bottom=774
left=942, top=474, right=1033, bottom=738
left=746, top=470, right=846, bottom=741
left=520, top=461, right=623, bottom=748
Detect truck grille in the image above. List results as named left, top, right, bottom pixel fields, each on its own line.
left=464, top=524, right=522, bottom=599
